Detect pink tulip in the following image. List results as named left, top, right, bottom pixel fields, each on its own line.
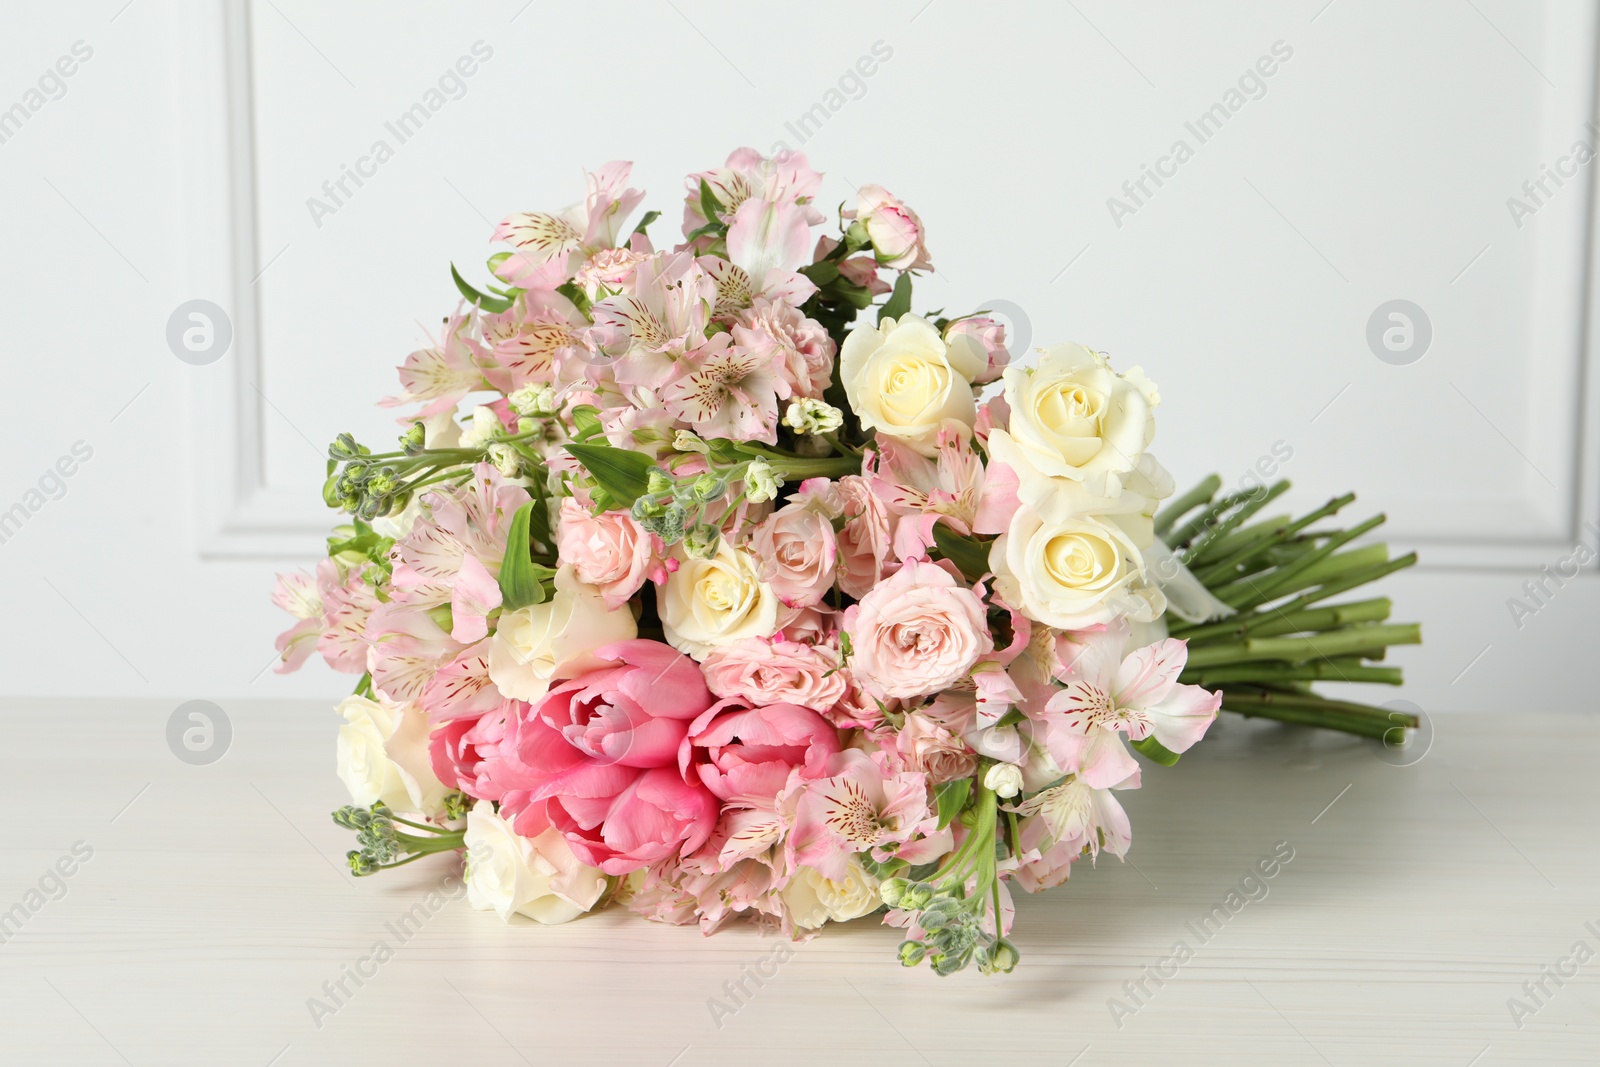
left=682, top=697, right=841, bottom=802
left=549, top=767, right=718, bottom=875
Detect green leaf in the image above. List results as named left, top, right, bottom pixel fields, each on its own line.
left=497, top=503, right=546, bottom=611
left=799, top=259, right=841, bottom=286
left=1132, top=736, right=1182, bottom=766
left=555, top=281, right=593, bottom=318
left=698, top=179, right=724, bottom=224
left=932, top=525, right=991, bottom=583
left=878, top=270, right=912, bottom=324
left=565, top=442, right=657, bottom=508
left=568, top=405, right=604, bottom=443
left=631, top=209, right=662, bottom=237
left=451, top=263, right=513, bottom=314
left=935, top=778, right=971, bottom=830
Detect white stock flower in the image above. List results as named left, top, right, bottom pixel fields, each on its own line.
left=984, top=762, right=1025, bottom=799
left=487, top=442, right=522, bottom=477
left=839, top=315, right=980, bottom=455
left=464, top=802, right=607, bottom=924
left=743, top=458, right=780, bottom=503
left=660, top=539, right=779, bottom=659
left=783, top=398, right=844, bottom=436
left=487, top=566, right=637, bottom=702
left=458, top=405, right=502, bottom=449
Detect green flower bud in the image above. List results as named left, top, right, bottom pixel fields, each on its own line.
left=646, top=468, right=675, bottom=495
left=347, top=850, right=378, bottom=876
left=898, top=881, right=936, bottom=911
left=442, top=792, right=470, bottom=821
left=658, top=503, right=688, bottom=545
left=985, top=938, right=1020, bottom=974
left=332, top=806, right=369, bottom=830
left=366, top=467, right=398, bottom=496
left=399, top=422, right=426, bottom=455
left=683, top=523, right=721, bottom=559
left=689, top=472, right=726, bottom=503
left=897, top=940, right=927, bottom=967
left=879, top=877, right=911, bottom=908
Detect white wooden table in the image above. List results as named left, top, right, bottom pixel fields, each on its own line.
left=2, top=699, right=1595, bottom=1065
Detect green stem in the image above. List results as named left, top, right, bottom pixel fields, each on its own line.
left=1191, top=492, right=1356, bottom=581
left=1182, top=623, right=1423, bottom=668
left=1183, top=662, right=1403, bottom=686
left=1181, top=480, right=1291, bottom=565
left=1153, top=474, right=1222, bottom=537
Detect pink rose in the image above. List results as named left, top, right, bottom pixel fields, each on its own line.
left=835, top=474, right=896, bottom=599
left=554, top=498, right=664, bottom=609
left=849, top=184, right=931, bottom=271
left=945, top=316, right=1010, bottom=385
left=700, top=636, right=848, bottom=711
left=732, top=298, right=836, bottom=400
left=748, top=501, right=837, bottom=609
left=895, top=711, right=978, bottom=785
left=682, top=697, right=841, bottom=801
left=844, top=559, right=995, bottom=700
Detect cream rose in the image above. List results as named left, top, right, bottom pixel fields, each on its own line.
left=335, top=695, right=449, bottom=813
left=839, top=315, right=980, bottom=455
left=999, top=344, right=1160, bottom=499
left=335, top=695, right=411, bottom=810
left=990, top=506, right=1165, bottom=630
left=660, top=539, right=780, bottom=659
left=781, top=858, right=883, bottom=931
left=487, top=566, right=637, bottom=703
left=463, top=802, right=607, bottom=925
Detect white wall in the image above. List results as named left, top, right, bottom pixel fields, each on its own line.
left=2, top=0, right=1596, bottom=716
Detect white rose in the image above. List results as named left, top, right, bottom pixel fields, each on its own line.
left=839, top=315, right=980, bottom=455
left=336, top=695, right=406, bottom=809
left=487, top=566, right=637, bottom=703
left=988, top=428, right=1172, bottom=548
left=998, top=344, right=1160, bottom=499
left=990, top=505, right=1165, bottom=630
left=781, top=859, right=883, bottom=930
left=660, top=539, right=778, bottom=659
left=463, top=802, right=607, bottom=924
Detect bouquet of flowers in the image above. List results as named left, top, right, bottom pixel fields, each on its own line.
left=273, top=149, right=1420, bottom=974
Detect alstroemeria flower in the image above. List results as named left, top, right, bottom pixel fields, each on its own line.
left=683, top=147, right=825, bottom=235
left=492, top=160, right=645, bottom=286
left=787, top=749, right=945, bottom=881
left=1046, top=620, right=1221, bottom=756
left=660, top=332, right=786, bottom=443
left=479, top=288, right=588, bottom=394
left=386, top=464, right=531, bottom=644
left=379, top=306, right=489, bottom=420
left=591, top=251, right=715, bottom=386
left=700, top=197, right=818, bottom=315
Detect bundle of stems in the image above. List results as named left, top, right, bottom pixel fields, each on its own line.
left=1157, top=475, right=1421, bottom=742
